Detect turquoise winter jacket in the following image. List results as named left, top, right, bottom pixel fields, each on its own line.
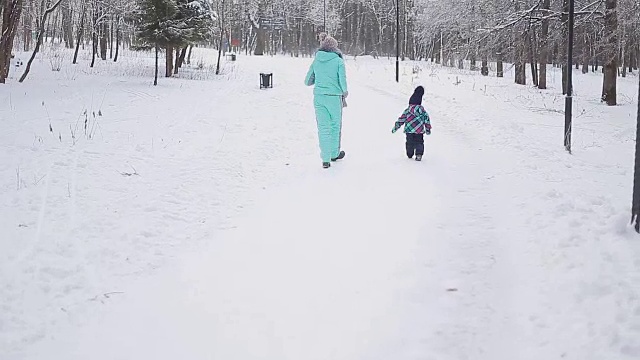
left=304, top=51, right=348, bottom=96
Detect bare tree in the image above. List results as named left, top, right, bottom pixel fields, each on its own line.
left=513, top=2, right=526, bottom=85
left=216, top=0, right=225, bottom=74
left=19, top=0, right=65, bottom=82
left=538, top=0, right=551, bottom=89
left=0, top=0, right=24, bottom=83
left=22, top=0, right=32, bottom=52
left=99, top=9, right=107, bottom=60
left=61, top=0, right=73, bottom=48
left=602, top=0, right=617, bottom=106
left=113, top=14, right=119, bottom=62
left=165, top=45, right=173, bottom=77
left=154, top=44, right=158, bottom=85
left=73, top=0, right=85, bottom=64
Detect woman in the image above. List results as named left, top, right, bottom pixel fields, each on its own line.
left=304, top=34, right=349, bottom=169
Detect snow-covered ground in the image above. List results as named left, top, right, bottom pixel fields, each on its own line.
left=1, top=46, right=640, bottom=360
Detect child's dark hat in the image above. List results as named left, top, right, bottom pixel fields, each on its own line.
left=409, top=86, right=424, bottom=105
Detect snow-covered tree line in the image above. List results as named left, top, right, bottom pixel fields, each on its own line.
left=0, top=0, right=214, bottom=83
left=199, top=0, right=414, bottom=58
left=416, top=0, right=640, bottom=106
left=1, top=0, right=415, bottom=82
left=1, top=0, right=639, bottom=103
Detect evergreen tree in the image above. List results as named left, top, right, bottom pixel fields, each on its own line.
left=136, top=0, right=212, bottom=83
left=175, top=0, right=212, bottom=44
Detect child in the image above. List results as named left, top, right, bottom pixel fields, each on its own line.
left=392, top=86, right=431, bottom=161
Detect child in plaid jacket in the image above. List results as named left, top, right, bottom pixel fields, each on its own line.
left=392, top=86, right=432, bottom=161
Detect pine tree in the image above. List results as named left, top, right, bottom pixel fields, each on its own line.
left=136, top=0, right=212, bottom=83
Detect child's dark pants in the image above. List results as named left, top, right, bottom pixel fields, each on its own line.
left=405, top=133, right=424, bottom=158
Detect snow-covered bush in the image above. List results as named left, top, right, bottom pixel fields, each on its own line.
left=48, top=46, right=65, bottom=72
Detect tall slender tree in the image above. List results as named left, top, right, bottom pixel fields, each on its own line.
left=602, top=0, right=618, bottom=106
left=0, top=0, right=24, bottom=83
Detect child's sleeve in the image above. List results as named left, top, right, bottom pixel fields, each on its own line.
left=392, top=109, right=408, bottom=133
left=420, top=106, right=432, bottom=135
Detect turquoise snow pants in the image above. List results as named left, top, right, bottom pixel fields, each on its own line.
left=314, top=95, right=343, bottom=163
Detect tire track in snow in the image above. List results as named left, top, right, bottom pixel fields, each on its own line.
left=3, top=162, right=53, bottom=271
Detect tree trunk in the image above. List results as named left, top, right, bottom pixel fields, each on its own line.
left=173, top=47, right=180, bottom=74
left=62, top=0, right=73, bottom=48
left=561, top=0, right=569, bottom=94
left=50, top=12, right=58, bottom=44
left=632, top=73, right=640, bottom=232
left=216, top=37, right=223, bottom=74
left=154, top=44, right=158, bottom=86
left=480, top=38, right=489, bottom=76
left=527, top=29, right=538, bottom=86
left=255, top=27, right=265, bottom=55
left=439, top=32, right=444, bottom=65
left=90, top=30, right=97, bottom=67
left=513, top=1, right=526, bottom=85
left=593, top=33, right=599, bottom=72
left=90, top=6, right=97, bottom=67
left=100, top=20, right=107, bottom=60
left=496, top=50, right=503, bottom=78
left=582, top=33, right=589, bottom=74
left=113, top=18, right=120, bottom=62
left=470, top=52, right=477, bottom=71
left=165, top=45, right=174, bottom=77
left=481, top=57, right=488, bottom=76
left=109, top=15, right=113, bottom=59
left=515, top=49, right=526, bottom=85
left=401, top=0, right=407, bottom=60
left=19, top=0, right=64, bottom=82
left=72, top=4, right=85, bottom=64
left=602, top=0, right=617, bottom=106
left=23, top=2, right=31, bottom=52
left=0, top=0, right=24, bottom=83
left=622, top=43, right=627, bottom=78
left=177, top=46, right=187, bottom=68
left=186, top=45, right=193, bottom=64
left=539, top=9, right=551, bottom=86
left=294, top=20, right=301, bottom=57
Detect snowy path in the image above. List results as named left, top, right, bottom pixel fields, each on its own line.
left=20, top=69, right=549, bottom=360
left=3, top=53, right=640, bottom=360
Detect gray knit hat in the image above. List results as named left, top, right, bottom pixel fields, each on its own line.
left=319, top=33, right=339, bottom=52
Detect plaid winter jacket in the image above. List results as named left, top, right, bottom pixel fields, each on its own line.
left=392, top=105, right=432, bottom=134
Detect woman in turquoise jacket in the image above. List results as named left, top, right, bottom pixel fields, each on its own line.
left=304, top=34, right=349, bottom=169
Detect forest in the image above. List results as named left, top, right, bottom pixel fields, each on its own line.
left=1, top=0, right=639, bottom=104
